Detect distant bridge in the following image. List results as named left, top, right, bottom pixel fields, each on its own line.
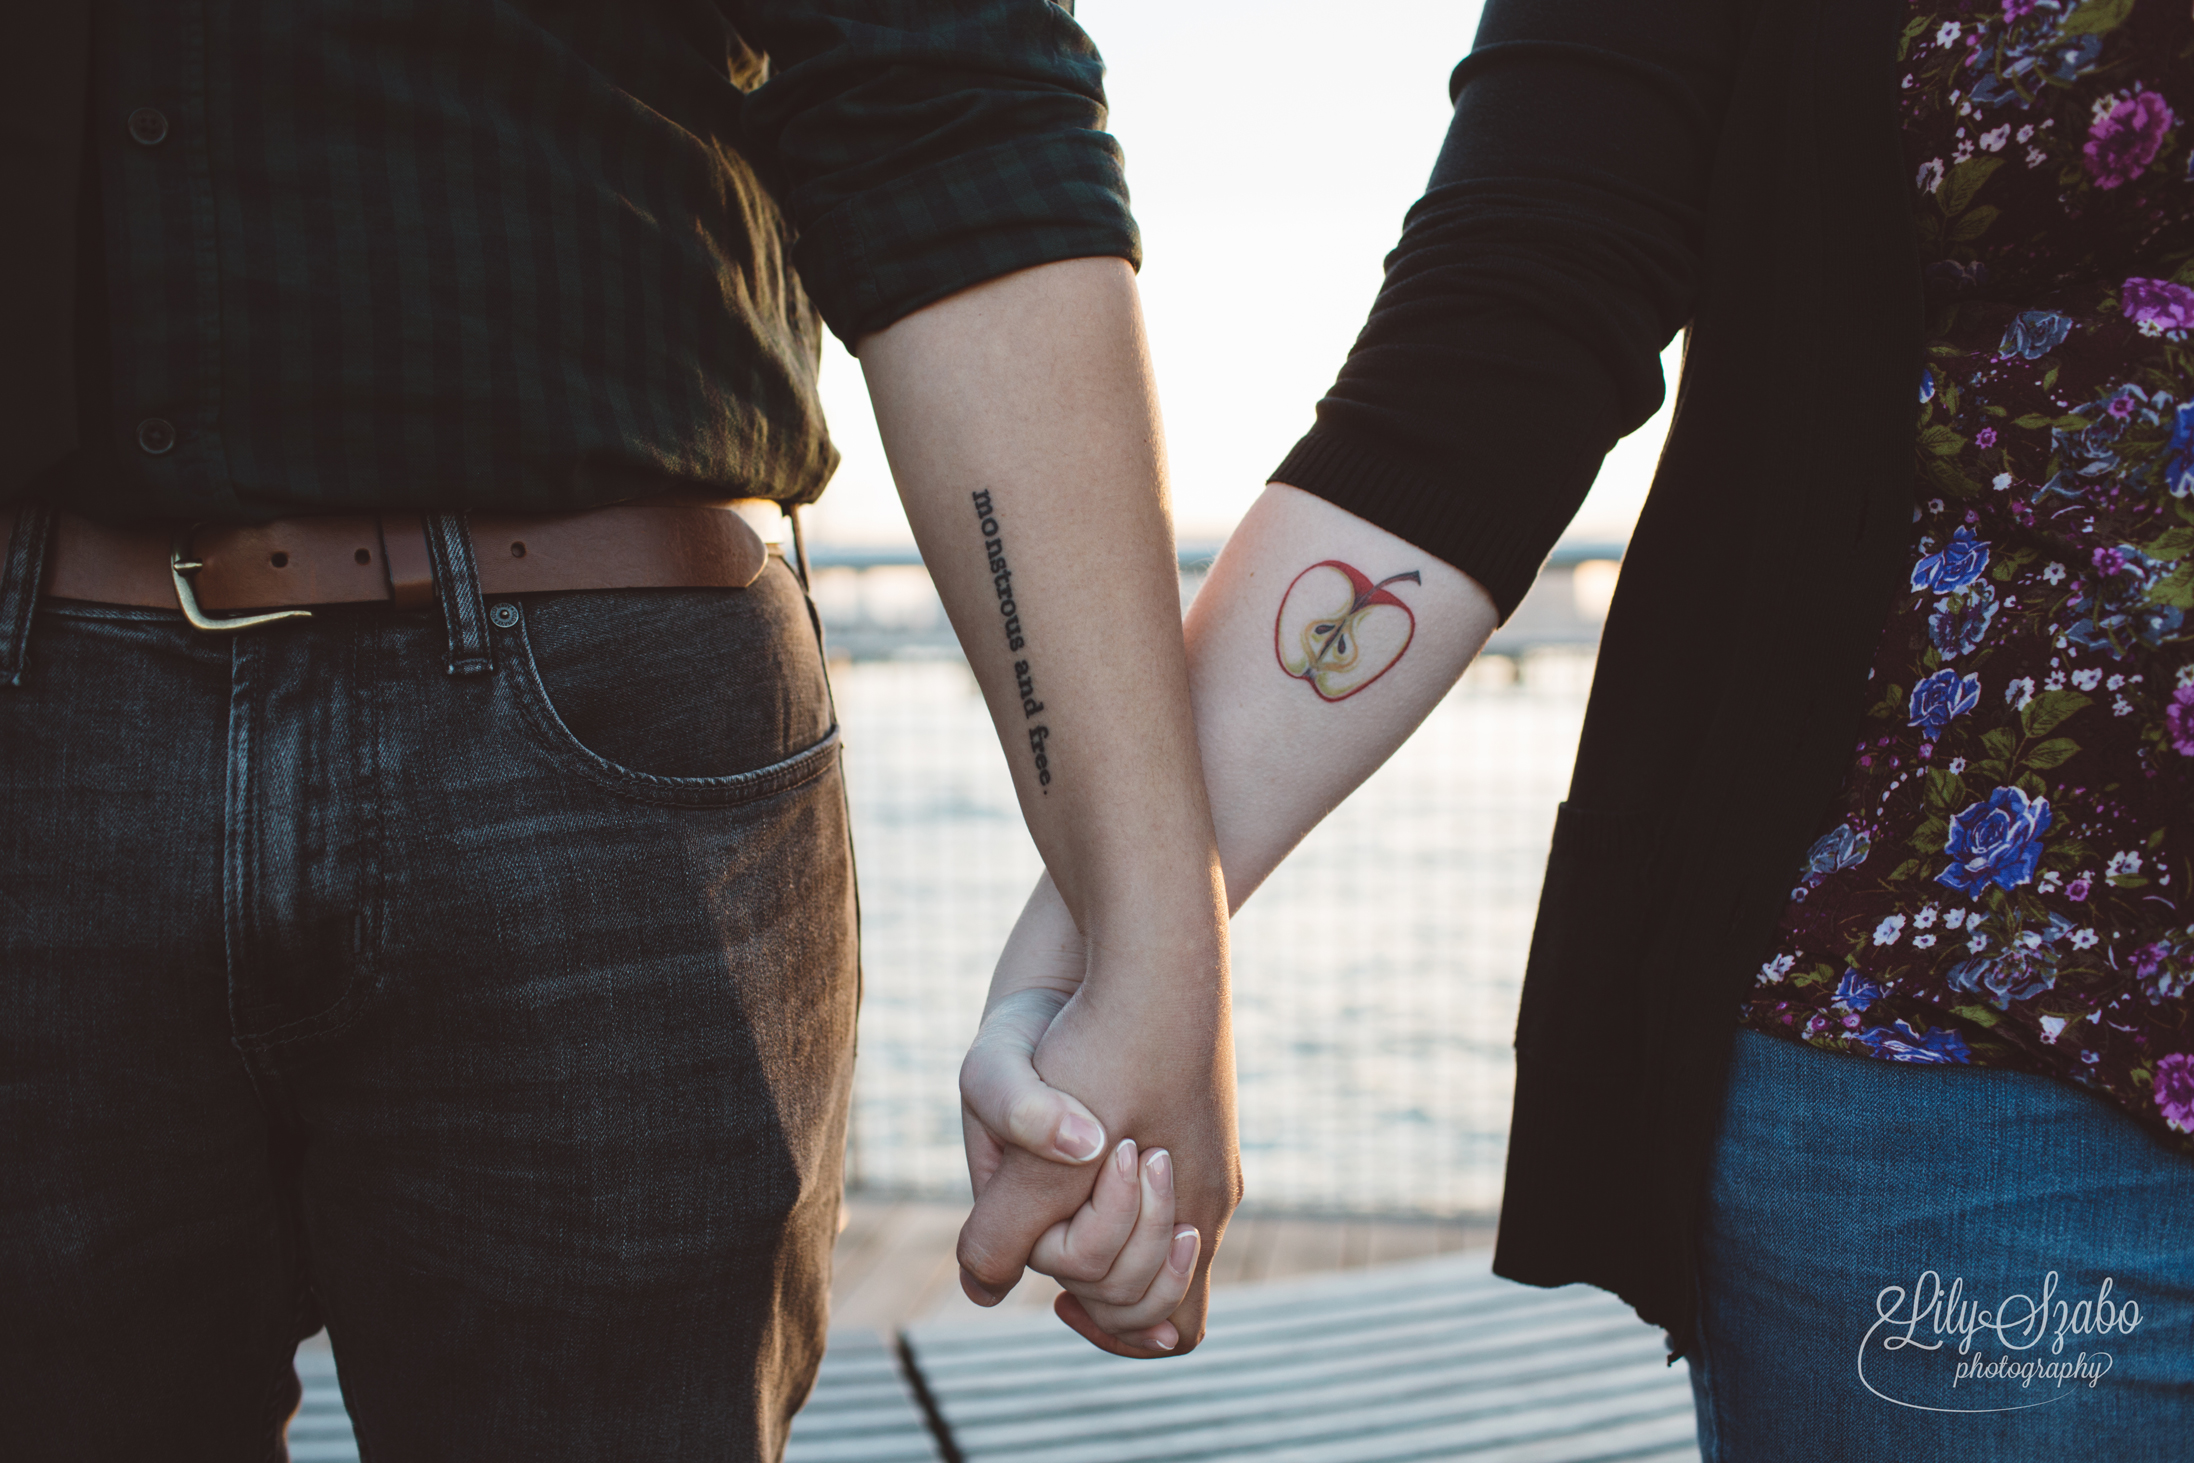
left=803, top=540, right=1626, bottom=662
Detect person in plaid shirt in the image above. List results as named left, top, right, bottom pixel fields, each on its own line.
left=0, top=3, right=1235, bottom=1455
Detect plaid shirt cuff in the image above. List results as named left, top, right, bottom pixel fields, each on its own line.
left=795, top=129, right=1141, bottom=347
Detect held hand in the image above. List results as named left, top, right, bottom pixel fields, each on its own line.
left=957, top=875, right=1239, bottom=1356
left=960, top=881, right=1109, bottom=1196
left=1034, top=1137, right=1202, bottom=1353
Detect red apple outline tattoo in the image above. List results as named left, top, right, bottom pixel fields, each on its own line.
left=1273, top=560, right=1422, bottom=702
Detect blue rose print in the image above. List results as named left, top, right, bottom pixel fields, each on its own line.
left=1907, top=668, right=1982, bottom=737
left=1858, top=1019, right=1972, bottom=1064
left=1997, top=310, right=2074, bottom=360
left=2053, top=408, right=2131, bottom=479
left=1946, top=913, right=2078, bottom=1007
left=1803, top=822, right=1870, bottom=877
left=1834, top=968, right=1883, bottom=1013
left=2063, top=545, right=2185, bottom=654
left=1965, top=3, right=2103, bottom=110
left=1911, top=527, right=1990, bottom=594
left=1918, top=366, right=1937, bottom=403
left=1936, top=785, right=2053, bottom=897
left=2051, top=384, right=2171, bottom=481
left=2165, top=401, right=2194, bottom=497
left=1927, top=582, right=1999, bottom=657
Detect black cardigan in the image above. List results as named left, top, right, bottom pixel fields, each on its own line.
left=1273, top=0, right=1922, bottom=1353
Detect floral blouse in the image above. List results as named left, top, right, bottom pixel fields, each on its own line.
left=1744, top=0, right=2194, bottom=1152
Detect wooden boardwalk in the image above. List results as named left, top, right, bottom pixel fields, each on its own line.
left=283, top=1203, right=1698, bottom=1462
left=892, top=1252, right=1698, bottom=1463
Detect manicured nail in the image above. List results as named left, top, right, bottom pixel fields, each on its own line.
left=1114, top=1137, right=1137, bottom=1177
left=1151, top=1323, right=1179, bottom=1351
left=1146, top=1148, right=1172, bottom=1196
left=1169, top=1229, right=1198, bottom=1275
left=1057, top=1113, right=1105, bottom=1162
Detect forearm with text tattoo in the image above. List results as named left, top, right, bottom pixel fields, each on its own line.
left=858, top=258, right=1236, bottom=1359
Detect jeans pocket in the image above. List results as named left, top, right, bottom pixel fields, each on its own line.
left=499, top=563, right=839, bottom=807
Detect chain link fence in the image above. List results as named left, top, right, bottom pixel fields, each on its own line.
left=820, top=553, right=1607, bottom=1217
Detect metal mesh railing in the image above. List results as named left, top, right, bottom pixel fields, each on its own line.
left=824, top=561, right=1598, bottom=1217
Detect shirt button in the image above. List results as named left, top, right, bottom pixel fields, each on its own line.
left=127, top=107, right=170, bottom=146
left=136, top=417, right=177, bottom=455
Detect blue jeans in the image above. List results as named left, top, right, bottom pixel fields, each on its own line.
left=1690, top=1029, right=2194, bottom=1460
left=0, top=530, right=858, bottom=1461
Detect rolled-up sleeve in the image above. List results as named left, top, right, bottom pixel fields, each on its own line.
left=1271, top=0, right=1743, bottom=617
left=738, top=0, right=1139, bottom=346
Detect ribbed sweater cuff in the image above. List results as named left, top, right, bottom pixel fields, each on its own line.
left=1270, top=420, right=1607, bottom=621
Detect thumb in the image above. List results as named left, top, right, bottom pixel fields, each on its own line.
left=961, top=990, right=1107, bottom=1166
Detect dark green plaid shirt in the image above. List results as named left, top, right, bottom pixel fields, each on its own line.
left=61, top=0, right=1138, bottom=522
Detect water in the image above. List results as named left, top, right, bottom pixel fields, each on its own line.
left=834, top=648, right=1591, bottom=1217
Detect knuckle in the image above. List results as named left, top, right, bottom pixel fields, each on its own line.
left=1005, top=1089, right=1057, bottom=1140
left=1091, top=1278, right=1149, bottom=1307
left=955, top=1237, right=1015, bottom=1287
left=1053, top=1250, right=1111, bottom=1285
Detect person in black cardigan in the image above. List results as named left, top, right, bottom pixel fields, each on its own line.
left=954, top=0, right=2194, bottom=1454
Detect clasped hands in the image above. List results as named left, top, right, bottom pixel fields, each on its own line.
left=956, top=873, right=1240, bottom=1357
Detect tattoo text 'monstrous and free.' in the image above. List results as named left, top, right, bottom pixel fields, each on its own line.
left=973, top=490, right=1052, bottom=790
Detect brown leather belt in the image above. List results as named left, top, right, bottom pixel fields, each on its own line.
left=0, top=500, right=776, bottom=625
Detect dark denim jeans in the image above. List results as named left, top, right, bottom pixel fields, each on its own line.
left=1691, top=1030, right=2194, bottom=1461
left=0, top=541, right=858, bottom=1462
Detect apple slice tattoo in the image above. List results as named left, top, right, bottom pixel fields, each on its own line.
left=1274, top=561, right=1422, bottom=701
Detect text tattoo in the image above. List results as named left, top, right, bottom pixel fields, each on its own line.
left=973, top=491, right=1052, bottom=790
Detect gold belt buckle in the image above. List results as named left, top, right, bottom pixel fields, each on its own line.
left=169, top=527, right=314, bottom=633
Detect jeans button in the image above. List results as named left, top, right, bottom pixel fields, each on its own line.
left=127, top=108, right=169, bottom=146
left=136, top=417, right=177, bottom=455
left=489, top=602, right=520, bottom=629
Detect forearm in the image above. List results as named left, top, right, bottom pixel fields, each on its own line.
left=858, top=256, right=1226, bottom=978
left=1188, top=481, right=1500, bottom=913
left=977, top=483, right=1497, bottom=1012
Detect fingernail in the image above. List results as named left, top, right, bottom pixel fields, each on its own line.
left=1146, top=1148, right=1172, bottom=1195
left=1057, top=1114, right=1105, bottom=1162
left=959, top=1270, right=998, bottom=1306
left=1152, top=1324, right=1179, bottom=1351
left=1114, top=1137, right=1137, bottom=1177
left=1169, top=1228, right=1198, bottom=1275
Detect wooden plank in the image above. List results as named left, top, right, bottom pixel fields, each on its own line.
left=830, top=1201, right=972, bottom=1332
left=786, top=1332, right=944, bottom=1463
left=1260, top=1217, right=1350, bottom=1282
left=939, top=1348, right=1683, bottom=1459
left=908, top=1255, right=1606, bottom=1375
left=288, top=1337, right=359, bottom=1463
left=912, top=1297, right=1647, bottom=1405
left=922, top=1322, right=1670, bottom=1441
left=903, top=1249, right=1698, bottom=1463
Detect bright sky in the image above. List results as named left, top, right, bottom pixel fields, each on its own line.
left=802, top=0, right=1678, bottom=550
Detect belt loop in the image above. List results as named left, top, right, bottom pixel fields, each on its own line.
left=423, top=510, right=491, bottom=676
left=0, top=501, right=56, bottom=688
